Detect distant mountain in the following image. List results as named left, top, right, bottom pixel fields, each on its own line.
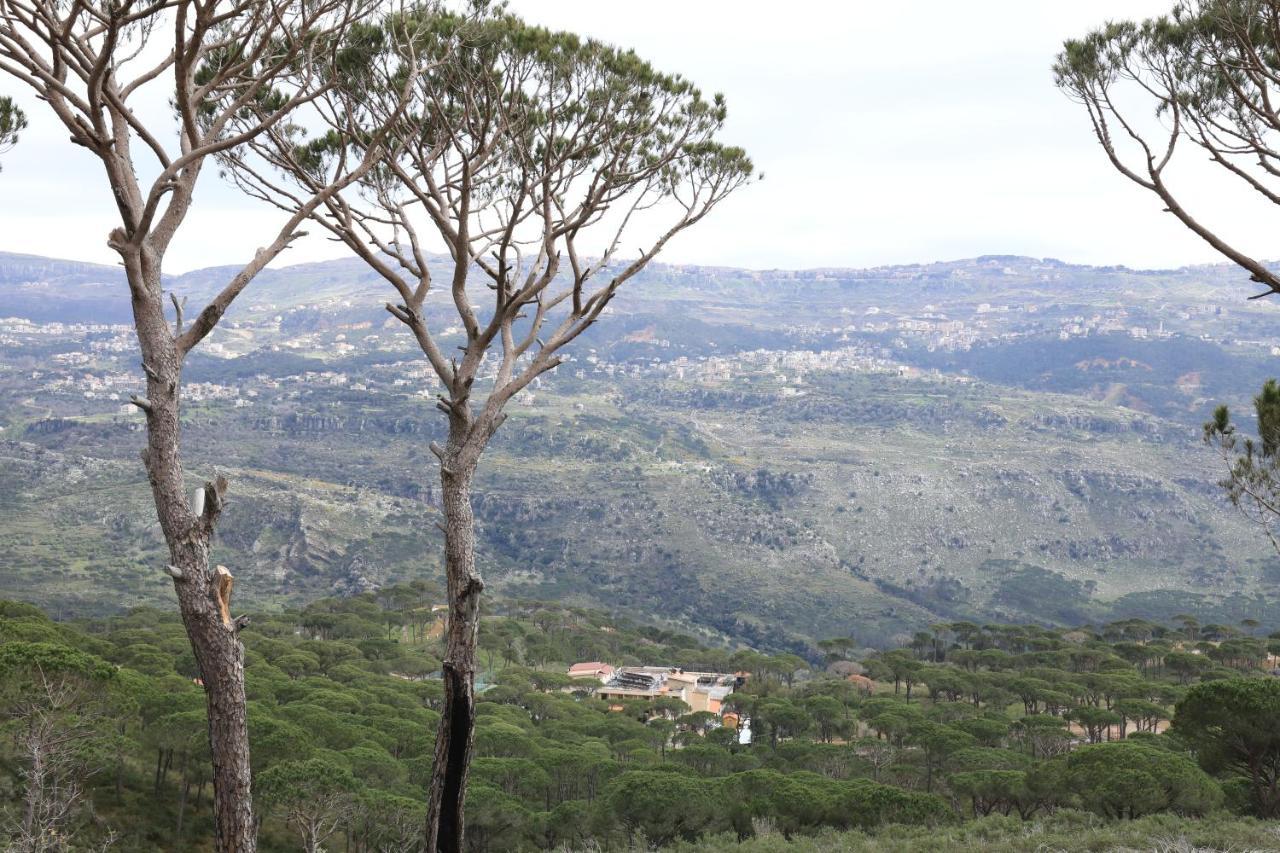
left=1, top=249, right=1264, bottom=325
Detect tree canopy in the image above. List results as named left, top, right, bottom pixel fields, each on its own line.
left=5, top=594, right=1280, bottom=849
left=1174, top=677, right=1280, bottom=816
left=0, top=93, right=22, bottom=168
left=1056, top=0, right=1280, bottom=297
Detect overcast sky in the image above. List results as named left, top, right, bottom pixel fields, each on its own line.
left=4, top=0, right=1268, bottom=274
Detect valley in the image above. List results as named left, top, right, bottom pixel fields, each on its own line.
left=3, top=252, right=1280, bottom=652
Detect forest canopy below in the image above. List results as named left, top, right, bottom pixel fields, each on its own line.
left=6, top=586, right=1280, bottom=851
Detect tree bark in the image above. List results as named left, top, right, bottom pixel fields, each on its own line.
left=125, top=251, right=257, bottom=853
left=424, top=427, right=484, bottom=853
left=177, top=555, right=254, bottom=853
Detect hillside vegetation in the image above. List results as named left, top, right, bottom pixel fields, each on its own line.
left=4, top=254, right=1280, bottom=650
left=6, top=588, right=1280, bottom=850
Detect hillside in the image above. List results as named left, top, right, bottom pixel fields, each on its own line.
left=7, top=593, right=1280, bottom=851
left=3, top=252, right=1280, bottom=649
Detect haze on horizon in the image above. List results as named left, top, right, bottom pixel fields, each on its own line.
left=2, top=0, right=1269, bottom=279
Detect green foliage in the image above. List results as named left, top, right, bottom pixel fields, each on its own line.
left=0, top=94, right=25, bottom=170
left=1174, top=677, right=1280, bottom=816
left=257, top=757, right=361, bottom=851
left=601, top=770, right=721, bottom=844
left=1203, top=379, right=1280, bottom=553
left=659, top=811, right=1280, bottom=852
left=949, top=770, right=1029, bottom=818
left=256, top=756, right=359, bottom=809
left=0, top=639, right=117, bottom=682
left=1056, top=740, right=1222, bottom=819
left=3, top=596, right=1279, bottom=849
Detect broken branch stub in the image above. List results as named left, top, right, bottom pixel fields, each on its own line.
left=214, top=566, right=235, bottom=629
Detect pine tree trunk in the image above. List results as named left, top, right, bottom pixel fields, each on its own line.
left=177, top=757, right=189, bottom=835
left=125, top=253, right=257, bottom=853
left=174, top=543, right=254, bottom=853
left=424, top=428, right=484, bottom=853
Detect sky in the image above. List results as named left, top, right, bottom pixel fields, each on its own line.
left=2, top=0, right=1269, bottom=274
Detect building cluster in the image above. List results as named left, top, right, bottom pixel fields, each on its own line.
left=10, top=271, right=1280, bottom=433
left=1046, top=310, right=1181, bottom=342
left=654, top=345, right=897, bottom=387
left=568, top=662, right=739, bottom=716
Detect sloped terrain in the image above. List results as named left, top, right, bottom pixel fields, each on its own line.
left=3, top=251, right=1280, bottom=649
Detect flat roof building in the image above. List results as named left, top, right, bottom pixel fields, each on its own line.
left=594, top=666, right=737, bottom=715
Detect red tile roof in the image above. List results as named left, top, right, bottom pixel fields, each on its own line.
left=568, top=661, right=614, bottom=675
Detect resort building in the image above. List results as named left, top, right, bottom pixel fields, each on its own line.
left=591, top=666, right=737, bottom=715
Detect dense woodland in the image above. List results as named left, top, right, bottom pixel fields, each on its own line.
left=6, top=585, right=1280, bottom=850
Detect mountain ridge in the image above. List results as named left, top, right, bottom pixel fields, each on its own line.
left=1, top=248, right=1269, bottom=288
left=0, top=245, right=1264, bottom=275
